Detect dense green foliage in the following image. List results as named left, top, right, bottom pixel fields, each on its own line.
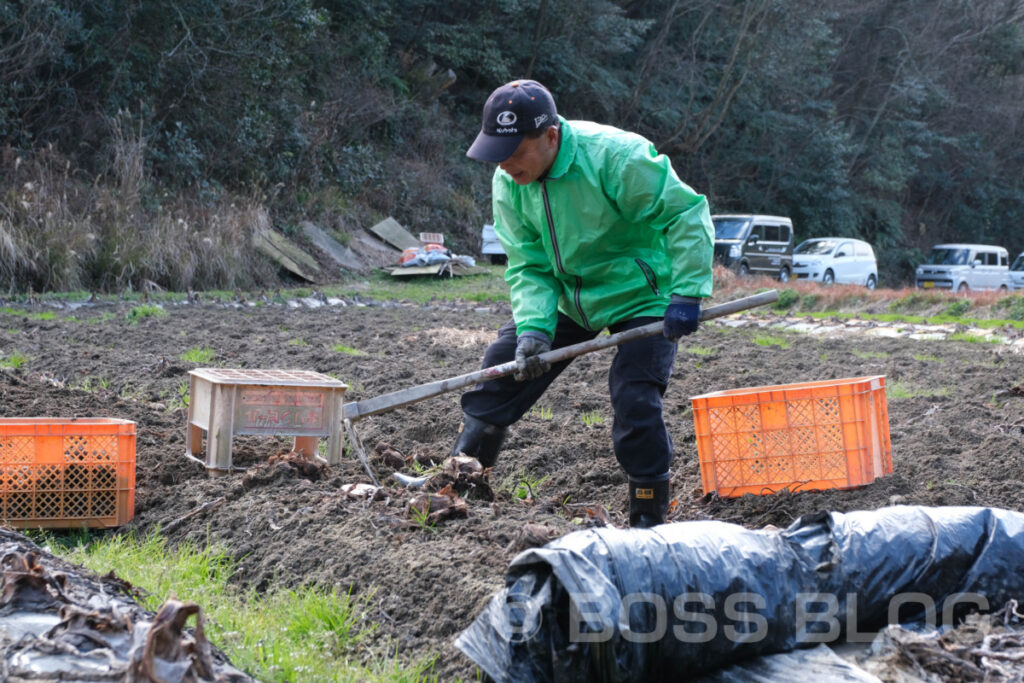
left=3, top=0, right=1024, bottom=291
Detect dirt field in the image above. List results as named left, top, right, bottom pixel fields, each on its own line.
left=2, top=290, right=1024, bottom=680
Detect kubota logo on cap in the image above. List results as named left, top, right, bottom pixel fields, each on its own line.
left=496, top=111, right=517, bottom=126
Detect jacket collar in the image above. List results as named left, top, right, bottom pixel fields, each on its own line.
left=546, top=116, right=575, bottom=180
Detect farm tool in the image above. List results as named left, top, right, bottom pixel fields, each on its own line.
left=340, top=290, right=779, bottom=484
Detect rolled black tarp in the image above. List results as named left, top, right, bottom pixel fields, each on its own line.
left=455, top=505, right=1024, bottom=682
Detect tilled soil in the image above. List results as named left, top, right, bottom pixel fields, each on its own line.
left=2, top=295, right=1024, bottom=680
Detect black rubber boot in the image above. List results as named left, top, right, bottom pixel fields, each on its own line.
left=450, top=414, right=507, bottom=467
left=628, top=473, right=670, bottom=528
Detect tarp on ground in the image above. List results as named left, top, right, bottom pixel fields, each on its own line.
left=455, top=505, right=1024, bottom=682
left=0, top=528, right=252, bottom=682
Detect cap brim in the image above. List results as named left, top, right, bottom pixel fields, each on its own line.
left=466, top=131, right=522, bottom=163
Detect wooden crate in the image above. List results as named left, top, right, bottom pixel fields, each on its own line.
left=186, top=368, right=347, bottom=475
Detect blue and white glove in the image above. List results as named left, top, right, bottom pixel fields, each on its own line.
left=514, top=331, right=552, bottom=381
left=663, top=295, right=701, bottom=340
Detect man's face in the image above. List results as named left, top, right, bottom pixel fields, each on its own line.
left=498, top=127, right=559, bottom=185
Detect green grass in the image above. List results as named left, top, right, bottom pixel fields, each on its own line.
left=28, top=310, right=58, bottom=320
left=409, top=503, right=439, bottom=533
left=87, top=312, right=118, bottom=324
left=753, top=334, right=791, bottom=349
left=0, top=350, right=30, bottom=369
left=912, top=353, right=941, bottom=362
left=74, top=375, right=111, bottom=392
left=164, top=380, right=191, bottom=411
left=581, top=410, right=605, bottom=426
left=886, top=380, right=950, bottom=399
left=126, top=304, right=168, bottom=324
left=321, top=265, right=511, bottom=305
left=685, top=345, right=717, bottom=356
left=119, top=381, right=146, bottom=402
left=500, top=468, right=550, bottom=501
left=948, top=332, right=1000, bottom=344
left=45, top=531, right=436, bottom=682
left=180, top=346, right=217, bottom=363
left=798, top=309, right=1024, bottom=330
left=331, top=343, right=367, bottom=356
left=0, top=306, right=59, bottom=320
left=528, top=405, right=553, bottom=420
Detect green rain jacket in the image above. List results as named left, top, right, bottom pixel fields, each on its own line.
left=492, top=117, right=714, bottom=339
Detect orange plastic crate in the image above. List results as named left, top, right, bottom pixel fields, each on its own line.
left=0, top=418, right=136, bottom=529
left=690, top=376, right=892, bottom=497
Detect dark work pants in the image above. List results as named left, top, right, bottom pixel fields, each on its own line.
left=459, top=314, right=678, bottom=478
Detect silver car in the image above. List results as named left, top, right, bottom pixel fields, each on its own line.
left=915, top=243, right=1010, bottom=292
left=1010, top=252, right=1024, bottom=291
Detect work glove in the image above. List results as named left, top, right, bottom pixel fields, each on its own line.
left=514, top=331, right=552, bottom=381
left=663, top=295, right=701, bottom=340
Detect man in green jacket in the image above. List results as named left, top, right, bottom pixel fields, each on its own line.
left=453, top=79, right=714, bottom=527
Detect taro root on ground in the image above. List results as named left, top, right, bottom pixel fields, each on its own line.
left=407, top=484, right=469, bottom=525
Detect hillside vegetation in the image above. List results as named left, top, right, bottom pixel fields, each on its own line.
left=3, top=1, right=1024, bottom=293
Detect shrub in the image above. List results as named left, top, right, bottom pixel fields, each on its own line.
left=799, top=293, right=820, bottom=311
left=943, top=299, right=972, bottom=317
left=889, top=292, right=946, bottom=313
left=994, top=295, right=1024, bottom=321
left=773, top=288, right=800, bottom=310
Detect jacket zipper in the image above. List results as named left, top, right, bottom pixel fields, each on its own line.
left=541, top=180, right=590, bottom=329
left=635, top=258, right=660, bottom=295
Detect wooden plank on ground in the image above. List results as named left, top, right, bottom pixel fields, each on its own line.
left=389, top=261, right=482, bottom=278
left=300, top=221, right=366, bottom=273
left=451, top=262, right=483, bottom=276
left=253, top=230, right=320, bottom=281
left=369, top=217, right=420, bottom=251
left=390, top=264, right=450, bottom=277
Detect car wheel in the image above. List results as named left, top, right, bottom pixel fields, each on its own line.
left=778, top=267, right=791, bottom=283
left=957, top=282, right=969, bottom=293
left=999, top=284, right=1009, bottom=293
left=738, top=263, right=750, bottom=277
left=822, top=270, right=835, bottom=286
left=865, top=274, right=877, bottom=290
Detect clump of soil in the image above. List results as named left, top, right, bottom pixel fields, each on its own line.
left=2, top=296, right=1024, bottom=679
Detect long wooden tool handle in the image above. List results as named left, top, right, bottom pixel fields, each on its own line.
left=342, top=289, right=778, bottom=422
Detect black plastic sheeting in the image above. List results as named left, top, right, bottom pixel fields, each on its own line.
left=455, top=505, right=1024, bottom=682
left=0, top=528, right=252, bottom=682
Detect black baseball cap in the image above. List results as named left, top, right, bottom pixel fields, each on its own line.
left=466, top=80, right=557, bottom=163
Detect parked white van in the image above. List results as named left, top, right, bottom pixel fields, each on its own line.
left=1010, top=252, right=1024, bottom=291
left=915, top=243, right=1010, bottom=292
left=792, top=237, right=878, bottom=289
